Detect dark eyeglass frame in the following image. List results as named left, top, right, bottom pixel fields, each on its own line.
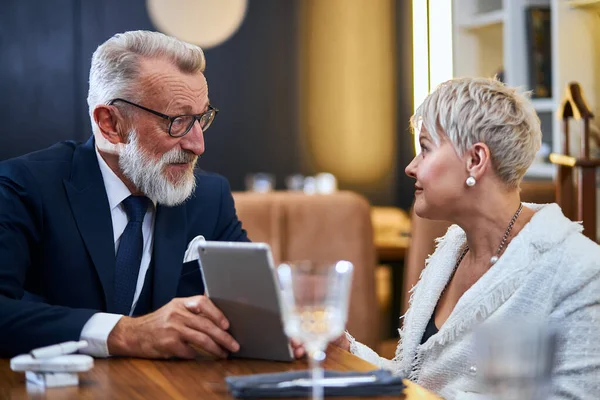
left=107, top=98, right=219, bottom=138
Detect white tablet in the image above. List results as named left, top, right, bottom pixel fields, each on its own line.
left=197, top=241, right=293, bottom=362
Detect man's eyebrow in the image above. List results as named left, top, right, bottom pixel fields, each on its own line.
left=172, top=103, right=209, bottom=114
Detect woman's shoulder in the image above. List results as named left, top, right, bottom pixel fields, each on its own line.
left=525, top=203, right=600, bottom=266
left=555, top=230, right=600, bottom=280
left=537, top=213, right=600, bottom=304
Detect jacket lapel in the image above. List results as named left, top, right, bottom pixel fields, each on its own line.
left=437, top=204, right=582, bottom=344
left=152, top=204, right=187, bottom=309
left=433, top=234, right=535, bottom=347
left=64, top=137, right=116, bottom=311
left=399, top=226, right=466, bottom=374
left=400, top=203, right=581, bottom=377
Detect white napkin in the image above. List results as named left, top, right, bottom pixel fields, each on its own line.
left=183, top=235, right=206, bottom=263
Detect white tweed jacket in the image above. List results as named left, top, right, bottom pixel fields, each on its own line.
left=350, top=203, right=600, bottom=399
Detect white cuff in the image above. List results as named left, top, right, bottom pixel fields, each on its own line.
left=345, top=330, right=397, bottom=371
left=345, top=330, right=359, bottom=354
left=79, top=313, right=123, bottom=358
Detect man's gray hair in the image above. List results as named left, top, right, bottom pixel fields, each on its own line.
left=87, top=30, right=206, bottom=131
left=412, top=77, right=542, bottom=188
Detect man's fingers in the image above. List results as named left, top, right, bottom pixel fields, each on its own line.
left=180, top=327, right=228, bottom=359
left=183, top=296, right=229, bottom=330
left=182, top=296, right=240, bottom=352
left=170, top=341, right=198, bottom=360
left=184, top=314, right=240, bottom=353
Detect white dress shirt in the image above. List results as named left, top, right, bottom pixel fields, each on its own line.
left=79, top=148, right=156, bottom=357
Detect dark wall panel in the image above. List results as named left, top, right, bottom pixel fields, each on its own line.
left=0, top=0, right=80, bottom=156
left=200, top=0, right=301, bottom=191
left=395, top=0, right=416, bottom=210
left=0, top=0, right=301, bottom=193
left=0, top=0, right=410, bottom=206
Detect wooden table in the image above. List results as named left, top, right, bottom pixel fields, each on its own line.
left=0, top=346, right=439, bottom=399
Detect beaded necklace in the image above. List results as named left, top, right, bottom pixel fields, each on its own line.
left=443, top=203, right=524, bottom=295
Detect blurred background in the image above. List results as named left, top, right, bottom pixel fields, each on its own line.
left=1, top=0, right=599, bottom=352
left=0, top=0, right=415, bottom=208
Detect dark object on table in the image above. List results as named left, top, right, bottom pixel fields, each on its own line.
left=526, top=7, right=552, bottom=98
left=226, top=369, right=405, bottom=398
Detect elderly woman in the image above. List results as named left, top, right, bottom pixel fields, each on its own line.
left=334, top=77, right=600, bottom=399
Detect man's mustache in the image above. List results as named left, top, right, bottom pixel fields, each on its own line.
left=161, top=149, right=197, bottom=164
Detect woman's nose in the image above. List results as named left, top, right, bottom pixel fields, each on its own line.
left=405, top=156, right=418, bottom=179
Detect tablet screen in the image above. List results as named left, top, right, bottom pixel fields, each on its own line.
left=198, top=241, right=293, bottom=362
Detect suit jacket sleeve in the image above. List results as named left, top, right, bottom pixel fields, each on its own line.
left=0, top=163, right=97, bottom=357
left=212, top=176, right=249, bottom=242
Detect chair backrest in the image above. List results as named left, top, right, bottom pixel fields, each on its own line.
left=232, top=191, right=380, bottom=349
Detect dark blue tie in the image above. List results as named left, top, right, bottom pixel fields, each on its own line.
left=114, top=195, right=149, bottom=315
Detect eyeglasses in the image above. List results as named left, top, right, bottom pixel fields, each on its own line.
left=107, top=98, right=219, bottom=138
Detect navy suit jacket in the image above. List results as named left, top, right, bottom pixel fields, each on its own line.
left=0, top=138, right=248, bottom=357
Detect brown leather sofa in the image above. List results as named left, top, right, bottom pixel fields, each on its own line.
left=232, top=191, right=380, bottom=349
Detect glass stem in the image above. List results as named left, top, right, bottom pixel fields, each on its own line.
left=310, top=349, right=326, bottom=400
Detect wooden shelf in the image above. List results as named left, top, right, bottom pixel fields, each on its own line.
left=549, top=153, right=600, bottom=168
left=568, top=0, right=600, bottom=10
left=459, top=10, right=505, bottom=30
left=531, top=98, right=555, bottom=113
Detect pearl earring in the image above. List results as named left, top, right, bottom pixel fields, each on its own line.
left=466, top=176, right=476, bottom=187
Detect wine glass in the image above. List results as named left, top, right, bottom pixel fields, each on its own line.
left=276, top=260, right=354, bottom=400
left=475, top=320, right=557, bottom=400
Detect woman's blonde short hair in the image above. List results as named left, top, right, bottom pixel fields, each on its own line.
left=87, top=30, right=206, bottom=131
left=411, top=77, right=542, bottom=188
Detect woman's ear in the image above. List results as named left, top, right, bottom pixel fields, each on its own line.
left=465, top=142, right=491, bottom=179
left=93, top=105, right=128, bottom=145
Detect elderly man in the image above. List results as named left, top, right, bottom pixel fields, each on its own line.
left=0, top=31, right=247, bottom=359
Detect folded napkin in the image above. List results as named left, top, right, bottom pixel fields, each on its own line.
left=226, top=369, right=405, bottom=398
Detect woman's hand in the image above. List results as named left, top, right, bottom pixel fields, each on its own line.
left=290, top=339, right=306, bottom=359
left=331, top=332, right=351, bottom=352
left=290, top=333, right=352, bottom=359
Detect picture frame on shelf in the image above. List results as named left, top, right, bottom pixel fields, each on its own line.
left=525, top=6, right=552, bottom=98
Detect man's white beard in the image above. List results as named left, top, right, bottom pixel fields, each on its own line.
left=119, top=130, right=198, bottom=206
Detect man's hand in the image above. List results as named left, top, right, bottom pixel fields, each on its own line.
left=107, top=295, right=240, bottom=359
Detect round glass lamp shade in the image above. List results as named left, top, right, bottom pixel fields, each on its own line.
left=146, top=0, right=248, bottom=49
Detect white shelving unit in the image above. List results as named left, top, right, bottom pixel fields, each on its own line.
left=452, top=0, right=600, bottom=180
left=531, top=98, right=555, bottom=112
left=459, top=9, right=505, bottom=29
left=525, top=162, right=556, bottom=178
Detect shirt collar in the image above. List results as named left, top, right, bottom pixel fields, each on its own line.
left=94, top=146, right=157, bottom=210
